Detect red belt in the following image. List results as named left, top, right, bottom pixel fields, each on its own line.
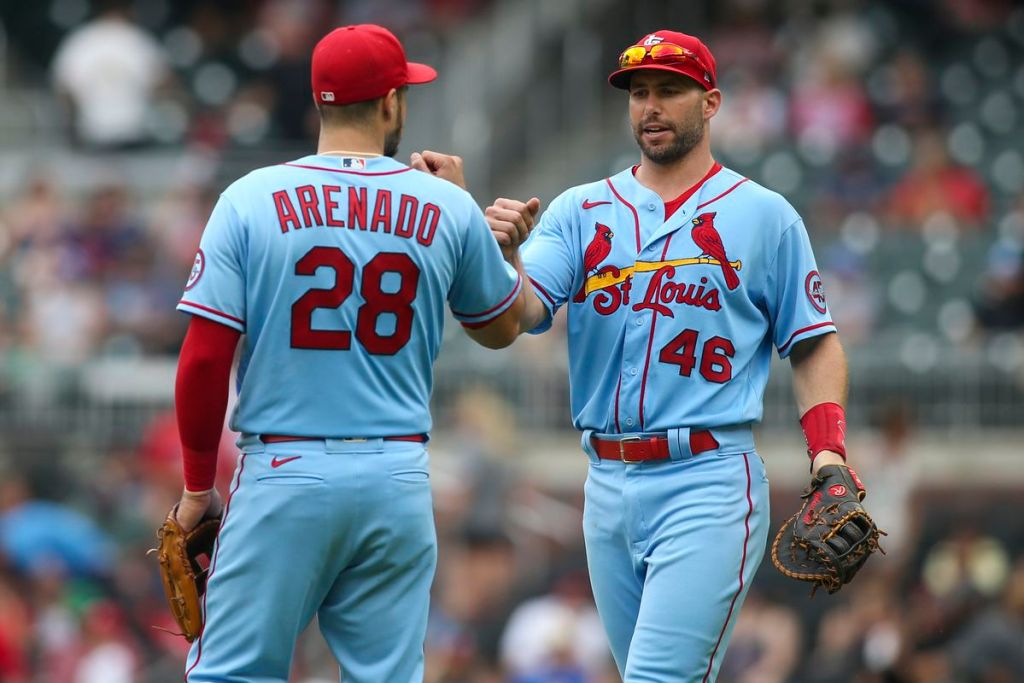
left=591, top=430, right=719, bottom=463
left=261, top=434, right=428, bottom=444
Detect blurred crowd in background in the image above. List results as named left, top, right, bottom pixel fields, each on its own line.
left=1, top=0, right=1024, bottom=681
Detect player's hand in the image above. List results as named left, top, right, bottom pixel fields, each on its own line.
left=486, top=197, right=541, bottom=259
left=410, top=150, right=466, bottom=189
left=174, top=487, right=224, bottom=532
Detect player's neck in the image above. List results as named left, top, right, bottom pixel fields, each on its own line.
left=317, top=127, right=384, bottom=157
left=635, top=144, right=716, bottom=203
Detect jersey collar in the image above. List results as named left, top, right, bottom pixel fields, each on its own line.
left=611, top=162, right=732, bottom=252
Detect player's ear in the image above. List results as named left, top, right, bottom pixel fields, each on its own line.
left=382, top=88, right=400, bottom=123
left=703, top=88, right=722, bottom=120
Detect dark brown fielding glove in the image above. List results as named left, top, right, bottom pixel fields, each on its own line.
left=770, top=464, right=884, bottom=594
left=152, top=507, right=222, bottom=641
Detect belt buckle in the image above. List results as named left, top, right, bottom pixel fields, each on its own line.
left=618, top=435, right=644, bottom=463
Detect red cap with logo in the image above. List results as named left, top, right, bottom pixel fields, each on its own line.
left=312, top=24, right=437, bottom=106
left=608, top=30, right=717, bottom=91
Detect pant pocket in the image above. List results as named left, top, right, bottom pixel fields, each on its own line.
left=389, top=469, right=430, bottom=484
left=255, top=473, right=325, bottom=486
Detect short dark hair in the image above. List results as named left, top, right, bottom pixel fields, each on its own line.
left=317, top=86, right=407, bottom=128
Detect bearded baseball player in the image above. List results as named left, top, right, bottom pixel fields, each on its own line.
left=168, top=24, right=525, bottom=682
left=477, top=30, right=879, bottom=682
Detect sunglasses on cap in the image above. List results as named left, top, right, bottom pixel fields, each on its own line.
left=618, top=42, right=700, bottom=69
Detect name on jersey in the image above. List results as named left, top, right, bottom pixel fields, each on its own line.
left=272, top=185, right=440, bottom=246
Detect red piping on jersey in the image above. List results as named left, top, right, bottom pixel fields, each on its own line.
left=529, top=277, right=557, bottom=307
left=178, top=300, right=245, bottom=327
left=613, top=373, right=623, bottom=433
left=696, top=178, right=750, bottom=211
left=605, top=178, right=641, bottom=254
left=636, top=233, right=675, bottom=429
left=452, top=273, right=522, bottom=319
left=280, top=162, right=414, bottom=177
left=664, top=162, right=723, bottom=220
left=777, top=321, right=836, bottom=355
left=185, top=453, right=247, bottom=682
left=702, top=453, right=754, bottom=683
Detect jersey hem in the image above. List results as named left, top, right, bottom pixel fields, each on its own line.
left=453, top=273, right=523, bottom=325
left=178, top=300, right=246, bottom=332
left=777, top=321, right=837, bottom=357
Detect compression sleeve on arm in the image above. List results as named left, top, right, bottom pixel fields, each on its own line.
left=175, top=315, right=241, bottom=491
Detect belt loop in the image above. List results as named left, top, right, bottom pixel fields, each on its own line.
left=237, top=434, right=265, bottom=454
left=666, top=427, right=693, bottom=462
left=325, top=438, right=348, bottom=453
left=581, top=429, right=601, bottom=465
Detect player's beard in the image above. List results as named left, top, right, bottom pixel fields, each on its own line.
left=383, top=99, right=404, bottom=158
left=634, top=103, right=705, bottom=165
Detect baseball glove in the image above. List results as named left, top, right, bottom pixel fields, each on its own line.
left=770, top=464, right=883, bottom=594
left=151, top=507, right=222, bottom=641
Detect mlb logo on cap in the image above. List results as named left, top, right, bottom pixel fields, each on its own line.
left=311, top=24, right=437, bottom=106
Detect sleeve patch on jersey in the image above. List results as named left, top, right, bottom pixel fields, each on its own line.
left=805, top=270, right=827, bottom=314
left=185, top=249, right=205, bottom=291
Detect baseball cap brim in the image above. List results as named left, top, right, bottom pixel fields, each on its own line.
left=407, top=62, right=437, bottom=85
left=608, top=64, right=712, bottom=90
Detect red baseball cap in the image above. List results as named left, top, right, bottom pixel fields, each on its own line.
left=312, top=24, right=437, bottom=106
left=608, top=30, right=717, bottom=91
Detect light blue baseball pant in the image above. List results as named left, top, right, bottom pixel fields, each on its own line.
left=185, top=436, right=437, bottom=683
left=580, top=426, right=770, bottom=683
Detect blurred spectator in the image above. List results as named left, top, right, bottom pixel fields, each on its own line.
left=429, top=528, right=519, bottom=681
left=974, top=232, right=1024, bottom=330
left=922, top=523, right=1011, bottom=601
left=717, top=590, right=800, bottom=683
left=790, top=53, right=875, bottom=155
left=257, top=0, right=323, bottom=142
left=715, top=68, right=788, bottom=157
left=950, top=557, right=1024, bottom=682
left=872, top=48, right=945, bottom=129
left=70, top=601, right=138, bottom=683
left=858, top=399, right=920, bottom=567
left=0, top=474, right=115, bottom=579
left=500, top=569, right=609, bottom=683
left=0, top=566, right=30, bottom=682
left=886, top=128, right=991, bottom=228
left=51, top=0, right=170, bottom=149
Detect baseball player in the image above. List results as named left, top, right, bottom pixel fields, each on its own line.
left=170, top=25, right=525, bottom=682
left=481, top=31, right=853, bottom=682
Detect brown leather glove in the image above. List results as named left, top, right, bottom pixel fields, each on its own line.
left=152, top=506, right=222, bottom=641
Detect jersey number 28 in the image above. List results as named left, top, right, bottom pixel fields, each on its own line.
left=291, top=246, right=419, bottom=355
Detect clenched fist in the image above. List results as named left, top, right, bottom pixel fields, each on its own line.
left=410, top=150, right=465, bottom=189
left=485, top=197, right=541, bottom=261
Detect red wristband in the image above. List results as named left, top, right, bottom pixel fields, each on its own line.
left=182, top=446, right=219, bottom=492
left=800, top=402, right=847, bottom=462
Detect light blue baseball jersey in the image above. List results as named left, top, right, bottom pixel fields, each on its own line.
left=522, top=163, right=835, bottom=433
left=178, top=154, right=521, bottom=438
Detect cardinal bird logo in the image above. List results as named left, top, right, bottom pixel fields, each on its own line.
left=690, top=212, right=740, bottom=290
left=583, top=223, right=614, bottom=274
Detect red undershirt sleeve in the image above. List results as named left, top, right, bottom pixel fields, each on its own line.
left=175, top=315, right=242, bottom=491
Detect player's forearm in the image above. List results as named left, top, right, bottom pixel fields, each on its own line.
left=175, top=317, right=240, bottom=491
left=507, top=253, right=551, bottom=334
left=789, top=332, right=847, bottom=414
left=789, top=333, right=849, bottom=473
